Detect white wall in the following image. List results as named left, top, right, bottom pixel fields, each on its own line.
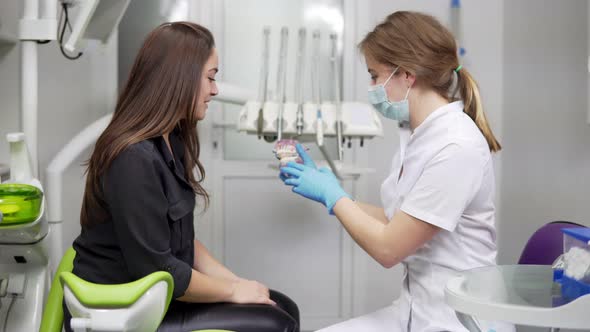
left=0, top=2, right=118, bottom=251
left=499, top=0, right=590, bottom=264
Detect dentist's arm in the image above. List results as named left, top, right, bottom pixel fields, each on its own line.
left=281, top=162, right=436, bottom=268
left=290, top=144, right=389, bottom=224
left=343, top=144, right=485, bottom=267
left=281, top=144, right=484, bottom=269
left=355, top=202, right=389, bottom=224
left=332, top=198, right=439, bottom=268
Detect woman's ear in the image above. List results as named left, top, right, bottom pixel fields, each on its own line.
left=404, top=70, right=416, bottom=88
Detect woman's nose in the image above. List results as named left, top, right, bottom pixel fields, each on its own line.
left=211, top=82, right=219, bottom=96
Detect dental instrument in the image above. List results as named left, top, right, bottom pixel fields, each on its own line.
left=236, top=26, right=383, bottom=177
left=257, top=26, right=271, bottom=140
left=311, top=30, right=323, bottom=147
left=295, top=28, right=307, bottom=136
left=276, top=27, right=289, bottom=142
left=330, top=33, right=344, bottom=161
left=312, top=30, right=342, bottom=179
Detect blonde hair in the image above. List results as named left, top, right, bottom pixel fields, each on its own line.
left=359, top=11, right=501, bottom=152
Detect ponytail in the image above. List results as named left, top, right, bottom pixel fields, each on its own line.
left=457, top=69, right=501, bottom=152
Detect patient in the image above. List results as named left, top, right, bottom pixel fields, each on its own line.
left=66, top=22, right=299, bottom=332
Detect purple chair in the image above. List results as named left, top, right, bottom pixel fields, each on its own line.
left=518, top=221, right=585, bottom=265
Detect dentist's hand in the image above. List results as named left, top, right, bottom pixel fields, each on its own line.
left=297, top=143, right=317, bottom=168
left=280, top=143, right=316, bottom=181
left=280, top=162, right=350, bottom=214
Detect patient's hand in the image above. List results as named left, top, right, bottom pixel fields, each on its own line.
left=230, top=278, right=276, bottom=306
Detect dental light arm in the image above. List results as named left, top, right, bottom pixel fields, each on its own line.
left=63, top=0, right=131, bottom=54
left=213, top=82, right=257, bottom=105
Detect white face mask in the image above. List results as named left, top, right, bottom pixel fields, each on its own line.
left=367, top=66, right=411, bottom=123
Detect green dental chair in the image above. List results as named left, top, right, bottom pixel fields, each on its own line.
left=39, top=247, right=232, bottom=332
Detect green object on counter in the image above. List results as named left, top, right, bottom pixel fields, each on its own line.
left=0, top=183, right=43, bottom=225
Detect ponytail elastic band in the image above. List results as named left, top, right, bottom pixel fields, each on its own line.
left=454, top=65, right=462, bottom=73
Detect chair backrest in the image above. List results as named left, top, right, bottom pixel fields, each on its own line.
left=518, top=221, right=585, bottom=265
left=40, top=247, right=76, bottom=332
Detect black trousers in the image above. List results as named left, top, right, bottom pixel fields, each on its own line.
left=64, top=289, right=299, bottom=332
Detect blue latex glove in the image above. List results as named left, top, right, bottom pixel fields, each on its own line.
left=280, top=143, right=316, bottom=182
left=280, top=162, right=350, bottom=214
left=297, top=143, right=317, bottom=168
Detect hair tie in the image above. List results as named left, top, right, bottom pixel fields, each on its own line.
left=454, top=65, right=462, bottom=73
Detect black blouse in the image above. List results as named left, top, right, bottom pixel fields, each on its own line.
left=72, top=129, right=195, bottom=298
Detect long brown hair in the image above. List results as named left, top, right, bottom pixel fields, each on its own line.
left=81, top=22, right=213, bottom=227
left=359, top=11, right=501, bottom=152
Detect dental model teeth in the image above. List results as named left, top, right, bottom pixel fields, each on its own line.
left=273, top=139, right=303, bottom=167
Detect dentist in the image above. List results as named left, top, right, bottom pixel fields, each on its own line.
left=280, top=11, right=505, bottom=332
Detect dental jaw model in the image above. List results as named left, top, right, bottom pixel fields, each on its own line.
left=273, top=139, right=302, bottom=167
